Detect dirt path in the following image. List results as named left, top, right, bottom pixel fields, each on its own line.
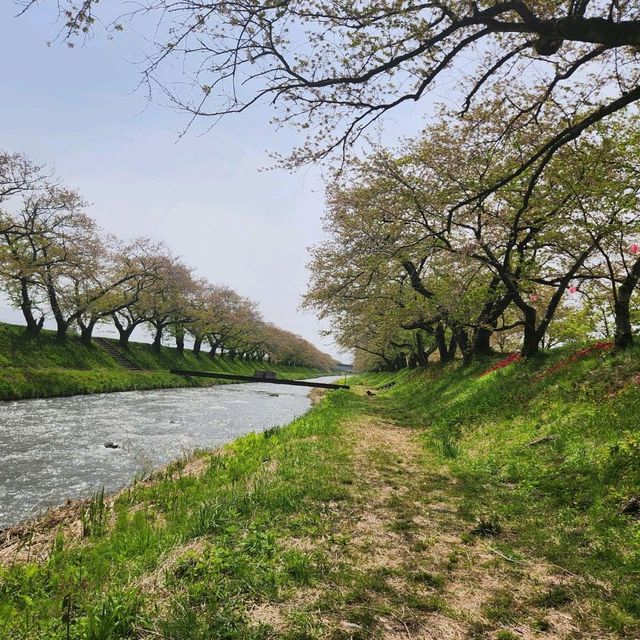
left=273, top=415, right=610, bottom=640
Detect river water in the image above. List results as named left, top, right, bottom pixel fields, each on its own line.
left=0, top=377, right=340, bottom=529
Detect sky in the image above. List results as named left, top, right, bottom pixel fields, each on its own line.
left=0, top=3, right=439, bottom=362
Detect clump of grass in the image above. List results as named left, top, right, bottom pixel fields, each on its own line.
left=533, top=585, right=573, bottom=608
left=80, top=590, right=142, bottom=640
left=532, top=618, right=551, bottom=631
left=263, top=426, right=281, bottom=438
left=283, top=550, right=315, bottom=585
left=389, top=516, right=417, bottom=533
left=439, top=432, right=460, bottom=459
left=483, top=591, right=517, bottom=623
left=81, top=488, right=108, bottom=537
left=470, top=516, right=502, bottom=538
left=411, top=571, right=446, bottom=589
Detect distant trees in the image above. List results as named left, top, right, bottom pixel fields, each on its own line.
left=0, top=153, right=334, bottom=369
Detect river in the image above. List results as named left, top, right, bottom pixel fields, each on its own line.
left=0, top=377, right=340, bottom=529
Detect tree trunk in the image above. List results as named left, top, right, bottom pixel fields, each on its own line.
left=447, top=332, right=458, bottom=362
left=471, top=287, right=512, bottom=357
left=112, top=315, right=135, bottom=348
left=520, top=307, right=540, bottom=357
left=435, top=324, right=449, bottom=363
left=55, top=320, right=69, bottom=340
left=457, top=329, right=473, bottom=367
left=473, top=327, right=493, bottom=356
left=614, top=289, right=634, bottom=348
left=614, top=258, right=640, bottom=348
left=415, top=332, right=428, bottom=367
left=120, top=328, right=134, bottom=348
left=46, top=283, right=68, bottom=340
left=20, top=277, right=43, bottom=336
left=193, top=337, right=203, bottom=355
left=152, top=325, right=163, bottom=352
left=175, top=331, right=185, bottom=354
left=80, top=321, right=96, bottom=346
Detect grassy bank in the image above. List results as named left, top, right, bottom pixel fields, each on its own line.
left=0, top=390, right=361, bottom=639
left=2, top=344, right=640, bottom=638
left=0, top=323, right=327, bottom=400
left=358, top=344, right=640, bottom=636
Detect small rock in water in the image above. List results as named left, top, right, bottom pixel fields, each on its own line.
left=169, top=419, right=177, bottom=424
left=104, top=442, right=119, bottom=449
left=268, top=393, right=279, bottom=397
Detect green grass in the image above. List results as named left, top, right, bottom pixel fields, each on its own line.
left=0, top=391, right=361, bottom=640
left=0, top=323, right=328, bottom=400
left=356, top=343, right=640, bottom=635
left=0, top=324, right=118, bottom=370
left=4, top=338, right=640, bottom=637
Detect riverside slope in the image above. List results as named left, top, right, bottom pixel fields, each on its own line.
left=2, top=344, right=640, bottom=638
left=0, top=322, right=327, bottom=401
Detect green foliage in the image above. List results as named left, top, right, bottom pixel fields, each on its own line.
left=79, top=590, right=142, bottom=640
left=81, top=489, right=108, bottom=538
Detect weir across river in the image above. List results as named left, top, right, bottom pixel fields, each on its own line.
left=169, top=369, right=350, bottom=390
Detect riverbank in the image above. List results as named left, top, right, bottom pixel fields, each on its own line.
left=0, top=323, right=327, bottom=400
left=2, top=344, right=640, bottom=638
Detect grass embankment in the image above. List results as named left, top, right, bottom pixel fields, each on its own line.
left=0, top=323, right=325, bottom=400
left=356, top=345, right=640, bottom=637
left=2, top=344, right=640, bottom=638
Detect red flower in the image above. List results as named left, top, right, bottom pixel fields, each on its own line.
left=532, top=341, right=613, bottom=381
left=480, top=353, right=520, bottom=377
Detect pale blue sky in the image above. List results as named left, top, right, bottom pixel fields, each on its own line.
left=0, top=2, right=440, bottom=361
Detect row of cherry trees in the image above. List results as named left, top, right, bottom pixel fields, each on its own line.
left=0, top=152, right=334, bottom=369
left=305, top=109, right=640, bottom=371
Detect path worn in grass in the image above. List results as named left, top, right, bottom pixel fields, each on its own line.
left=265, top=408, right=612, bottom=640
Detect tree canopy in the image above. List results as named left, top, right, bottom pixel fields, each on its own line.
left=305, top=108, right=640, bottom=368
left=25, top=1, right=640, bottom=182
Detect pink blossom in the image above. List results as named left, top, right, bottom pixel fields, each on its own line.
left=529, top=293, right=539, bottom=302
left=630, top=243, right=640, bottom=256
left=568, top=285, right=578, bottom=294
